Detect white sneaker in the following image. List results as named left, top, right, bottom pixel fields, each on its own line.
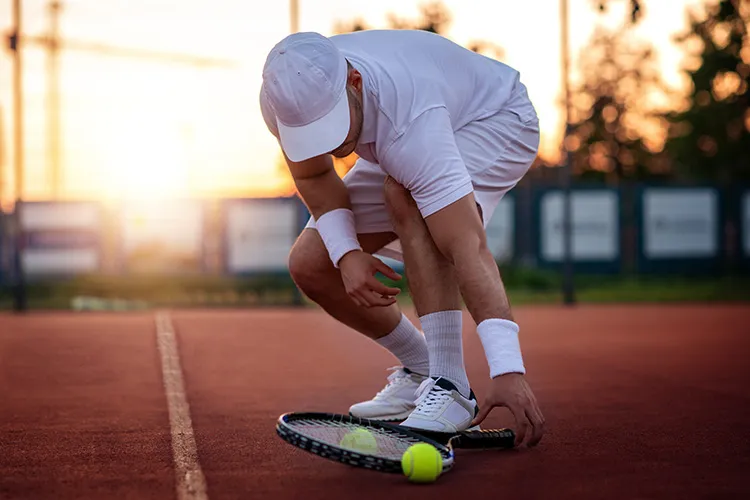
left=349, top=367, right=428, bottom=421
left=399, top=377, right=479, bottom=433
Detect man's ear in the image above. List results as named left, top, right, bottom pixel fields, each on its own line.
left=347, top=68, right=363, bottom=92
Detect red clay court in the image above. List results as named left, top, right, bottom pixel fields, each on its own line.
left=1, top=304, right=748, bottom=499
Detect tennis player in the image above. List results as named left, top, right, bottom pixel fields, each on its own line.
left=260, top=29, right=544, bottom=447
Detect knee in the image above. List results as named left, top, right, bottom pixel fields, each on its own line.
left=288, top=231, right=335, bottom=296
left=383, top=176, right=419, bottom=228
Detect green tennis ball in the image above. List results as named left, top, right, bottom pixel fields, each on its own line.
left=339, top=428, right=378, bottom=453
left=401, top=443, right=443, bottom=483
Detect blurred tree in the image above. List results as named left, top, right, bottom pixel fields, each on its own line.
left=566, top=26, right=671, bottom=182
left=385, top=0, right=452, bottom=33
left=467, top=40, right=505, bottom=61
left=666, top=0, right=750, bottom=182
left=592, top=0, right=643, bottom=24
left=334, top=1, right=452, bottom=35
left=332, top=18, right=370, bottom=35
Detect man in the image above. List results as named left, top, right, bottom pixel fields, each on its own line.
left=260, top=29, right=544, bottom=447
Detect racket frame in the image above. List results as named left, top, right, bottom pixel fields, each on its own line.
left=276, top=412, right=515, bottom=475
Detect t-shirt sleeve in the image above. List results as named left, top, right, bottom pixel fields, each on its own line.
left=380, top=106, right=473, bottom=218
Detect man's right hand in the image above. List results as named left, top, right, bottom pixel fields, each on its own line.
left=339, top=251, right=402, bottom=308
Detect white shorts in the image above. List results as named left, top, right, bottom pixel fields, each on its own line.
left=306, top=86, right=540, bottom=262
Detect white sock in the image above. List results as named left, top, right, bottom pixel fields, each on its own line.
left=420, top=310, right=471, bottom=398
left=376, top=314, right=430, bottom=376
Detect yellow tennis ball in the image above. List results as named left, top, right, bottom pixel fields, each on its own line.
left=339, top=428, right=378, bottom=453
left=401, top=443, right=443, bottom=483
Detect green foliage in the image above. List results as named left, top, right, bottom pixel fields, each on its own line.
left=0, top=274, right=300, bottom=310
left=666, top=0, right=750, bottom=182
left=2, top=270, right=749, bottom=310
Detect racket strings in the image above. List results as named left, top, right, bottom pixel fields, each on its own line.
left=288, top=418, right=425, bottom=461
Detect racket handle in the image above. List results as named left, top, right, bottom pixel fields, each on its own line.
left=455, top=429, right=515, bottom=449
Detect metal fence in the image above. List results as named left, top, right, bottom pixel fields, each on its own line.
left=0, top=183, right=748, bottom=285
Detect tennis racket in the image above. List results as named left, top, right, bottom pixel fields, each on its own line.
left=275, top=412, right=515, bottom=474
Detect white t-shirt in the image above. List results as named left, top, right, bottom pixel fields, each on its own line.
left=331, top=29, right=531, bottom=163
left=332, top=30, right=535, bottom=208
left=261, top=29, right=535, bottom=212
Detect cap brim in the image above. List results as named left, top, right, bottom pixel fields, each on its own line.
left=277, top=89, right=350, bottom=163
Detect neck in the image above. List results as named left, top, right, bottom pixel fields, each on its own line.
left=349, top=86, right=364, bottom=142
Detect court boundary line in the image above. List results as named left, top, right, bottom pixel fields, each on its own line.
left=155, top=311, right=209, bottom=500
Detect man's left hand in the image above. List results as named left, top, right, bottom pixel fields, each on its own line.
left=471, top=373, right=545, bottom=448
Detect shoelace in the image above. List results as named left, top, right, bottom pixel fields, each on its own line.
left=412, top=378, right=453, bottom=417
left=372, top=367, right=412, bottom=400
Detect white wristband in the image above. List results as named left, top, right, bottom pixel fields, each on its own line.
left=476, top=318, right=526, bottom=377
left=315, top=208, right=362, bottom=268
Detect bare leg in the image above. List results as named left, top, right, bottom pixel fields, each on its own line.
left=424, top=192, right=514, bottom=323
left=382, top=178, right=461, bottom=315
left=289, top=227, right=431, bottom=378
left=421, top=192, right=546, bottom=444
left=383, top=177, right=471, bottom=397
left=288, top=228, right=402, bottom=339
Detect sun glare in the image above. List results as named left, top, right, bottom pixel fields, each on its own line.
left=104, top=115, right=190, bottom=201
left=0, top=0, right=712, bottom=205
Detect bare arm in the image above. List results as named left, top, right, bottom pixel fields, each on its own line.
left=285, top=152, right=401, bottom=306
left=380, top=108, right=544, bottom=445
left=424, top=194, right=512, bottom=322
left=285, top=153, right=351, bottom=219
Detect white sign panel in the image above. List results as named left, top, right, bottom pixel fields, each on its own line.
left=21, top=203, right=100, bottom=230
left=743, top=191, right=750, bottom=257
left=541, top=191, right=619, bottom=262
left=23, top=251, right=99, bottom=275
left=120, top=199, right=205, bottom=272
left=485, top=197, right=515, bottom=263
left=20, top=202, right=101, bottom=275
left=226, top=200, right=297, bottom=273
left=643, top=189, right=717, bottom=258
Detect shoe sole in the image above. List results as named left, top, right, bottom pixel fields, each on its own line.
left=401, top=423, right=482, bottom=433
left=348, top=409, right=414, bottom=421
left=347, top=414, right=481, bottom=431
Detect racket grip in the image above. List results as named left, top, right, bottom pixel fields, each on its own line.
left=456, top=429, right=515, bottom=449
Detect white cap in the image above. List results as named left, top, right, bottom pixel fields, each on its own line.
left=260, top=32, right=350, bottom=162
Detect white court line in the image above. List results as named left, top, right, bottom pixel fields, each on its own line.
left=155, top=311, right=209, bottom=500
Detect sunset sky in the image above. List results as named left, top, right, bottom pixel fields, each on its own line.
left=0, top=0, right=709, bottom=205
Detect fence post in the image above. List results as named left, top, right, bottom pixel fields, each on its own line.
left=291, top=197, right=307, bottom=307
